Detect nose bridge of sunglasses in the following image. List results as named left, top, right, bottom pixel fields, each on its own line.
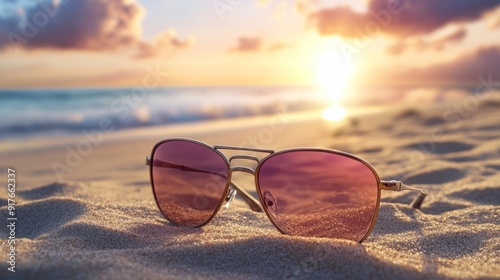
left=214, top=145, right=274, bottom=173
left=228, top=155, right=260, bottom=174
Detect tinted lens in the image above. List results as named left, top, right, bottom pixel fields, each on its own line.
left=151, top=140, right=229, bottom=227
left=257, top=150, right=379, bottom=242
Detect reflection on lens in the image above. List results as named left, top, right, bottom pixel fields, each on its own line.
left=151, top=140, right=229, bottom=227
left=257, top=150, right=379, bottom=242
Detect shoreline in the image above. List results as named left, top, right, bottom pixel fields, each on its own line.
left=0, top=103, right=414, bottom=154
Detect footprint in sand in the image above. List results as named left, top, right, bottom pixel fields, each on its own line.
left=404, top=141, right=475, bottom=155
left=405, top=167, right=465, bottom=185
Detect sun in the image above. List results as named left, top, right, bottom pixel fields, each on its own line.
left=315, top=39, right=354, bottom=122
left=322, top=105, right=347, bottom=121
left=316, top=49, right=352, bottom=102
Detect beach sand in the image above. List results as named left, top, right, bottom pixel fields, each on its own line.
left=1, top=101, right=499, bottom=279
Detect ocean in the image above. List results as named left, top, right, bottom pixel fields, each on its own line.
left=0, top=86, right=330, bottom=139
left=0, top=85, right=475, bottom=139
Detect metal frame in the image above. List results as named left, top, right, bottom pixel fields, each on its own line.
left=254, top=147, right=382, bottom=243
left=146, top=137, right=428, bottom=243
left=147, top=138, right=232, bottom=228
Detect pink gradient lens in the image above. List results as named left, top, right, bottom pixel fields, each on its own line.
left=151, top=140, right=229, bottom=227
left=257, top=150, right=379, bottom=242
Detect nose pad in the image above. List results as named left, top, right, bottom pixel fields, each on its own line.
left=222, top=189, right=237, bottom=209
left=263, top=190, right=278, bottom=217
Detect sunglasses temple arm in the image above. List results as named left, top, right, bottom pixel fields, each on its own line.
left=147, top=157, right=263, bottom=212
left=380, top=180, right=428, bottom=209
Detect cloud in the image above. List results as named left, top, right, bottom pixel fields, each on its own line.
left=230, top=37, right=262, bottom=52
left=429, top=28, right=467, bottom=50
left=311, top=5, right=367, bottom=37
left=385, top=40, right=406, bottom=55
left=0, top=0, right=143, bottom=51
left=311, top=0, right=500, bottom=38
left=229, top=37, right=293, bottom=53
left=134, top=29, right=194, bottom=59
left=0, top=0, right=192, bottom=58
left=393, top=46, right=500, bottom=84
left=387, top=28, right=467, bottom=55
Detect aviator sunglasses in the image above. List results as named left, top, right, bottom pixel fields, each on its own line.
left=146, top=138, right=427, bottom=243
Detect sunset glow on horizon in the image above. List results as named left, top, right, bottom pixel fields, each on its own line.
left=0, top=1, right=498, bottom=90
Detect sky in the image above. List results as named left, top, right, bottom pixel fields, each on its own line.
left=0, top=0, right=499, bottom=89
